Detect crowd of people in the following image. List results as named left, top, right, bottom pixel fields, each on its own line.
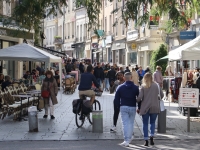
left=77, top=61, right=165, bottom=147
left=0, top=56, right=166, bottom=147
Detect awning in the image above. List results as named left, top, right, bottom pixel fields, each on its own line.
left=169, top=35, right=200, bottom=61
left=93, top=50, right=102, bottom=54
left=156, top=55, right=168, bottom=62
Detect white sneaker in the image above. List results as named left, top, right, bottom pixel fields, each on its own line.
left=129, top=135, right=134, bottom=143
left=110, top=125, right=116, bottom=132
left=120, top=141, right=129, bottom=147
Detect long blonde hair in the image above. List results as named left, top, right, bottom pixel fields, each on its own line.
left=142, top=73, right=154, bottom=88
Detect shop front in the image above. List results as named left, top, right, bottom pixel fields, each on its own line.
left=73, top=42, right=85, bottom=59
left=105, top=35, right=113, bottom=63
left=63, top=42, right=74, bottom=57
left=91, top=43, right=99, bottom=63
left=0, top=27, right=33, bottom=79
left=126, top=30, right=139, bottom=66
left=111, top=39, right=126, bottom=65
left=136, top=38, right=163, bottom=68
left=85, top=42, right=91, bottom=59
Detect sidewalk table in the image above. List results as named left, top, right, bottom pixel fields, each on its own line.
left=26, top=91, right=41, bottom=111
left=12, top=94, right=32, bottom=121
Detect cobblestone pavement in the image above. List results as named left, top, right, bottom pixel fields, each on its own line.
left=0, top=89, right=200, bottom=141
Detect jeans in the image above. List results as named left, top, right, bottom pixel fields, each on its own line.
left=113, top=102, right=120, bottom=126
left=120, top=106, right=136, bottom=143
left=96, top=78, right=102, bottom=87
left=142, top=112, right=158, bottom=140
left=104, top=78, right=110, bottom=90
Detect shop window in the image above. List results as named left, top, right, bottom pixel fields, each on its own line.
left=129, top=52, right=137, bottom=64
left=119, top=49, right=125, bottom=65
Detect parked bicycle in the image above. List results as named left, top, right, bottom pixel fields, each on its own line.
left=73, top=89, right=102, bottom=128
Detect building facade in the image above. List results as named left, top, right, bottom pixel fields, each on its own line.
left=0, top=1, right=33, bottom=79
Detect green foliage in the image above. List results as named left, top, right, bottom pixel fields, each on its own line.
left=1, top=0, right=67, bottom=45
left=76, top=0, right=101, bottom=30
left=150, top=44, right=168, bottom=75
left=79, top=0, right=199, bottom=33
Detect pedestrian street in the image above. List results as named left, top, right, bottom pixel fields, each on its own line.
left=0, top=89, right=200, bottom=141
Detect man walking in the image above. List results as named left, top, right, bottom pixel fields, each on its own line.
left=94, top=62, right=104, bottom=87
left=114, top=72, right=139, bottom=147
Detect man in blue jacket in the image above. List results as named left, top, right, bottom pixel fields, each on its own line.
left=78, top=65, right=101, bottom=105
left=114, top=72, right=139, bottom=147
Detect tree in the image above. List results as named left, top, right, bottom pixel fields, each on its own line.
left=1, top=0, right=67, bottom=45
left=150, top=44, right=167, bottom=75
left=76, top=0, right=200, bottom=32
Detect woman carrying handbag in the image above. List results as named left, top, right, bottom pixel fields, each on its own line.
left=41, top=70, right=58, bottom=119
left=137, top=73, right=164, bottom=146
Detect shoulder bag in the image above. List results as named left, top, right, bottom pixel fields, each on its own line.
left=41, top=82, right=50, bottom=98
left=156, top=83, right=165, bottom=111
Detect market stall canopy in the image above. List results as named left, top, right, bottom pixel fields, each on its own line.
left=169, top=35, right=200, bottom=61
left=0, top=43, right=62, bottom=63
left=156, top=55, right=168, bottom=62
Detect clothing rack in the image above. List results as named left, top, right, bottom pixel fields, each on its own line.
left=163, top=76, right=175, bottom=111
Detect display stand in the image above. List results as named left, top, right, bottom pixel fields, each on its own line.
left=179, top=88, right=199, bottom=132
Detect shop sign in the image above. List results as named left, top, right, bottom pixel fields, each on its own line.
left=105, top=35, right=112, bottom=44
left=131, top=43, right=137, bottom=49
left=91, top=43, right=98, bottom=49
left=180, top=31, right=196, bottom=40
left=179, top=88, right=199, bottom=108
left=64, top=43, right=74, bottom=51
left=127, top=30, right=138, bottom=41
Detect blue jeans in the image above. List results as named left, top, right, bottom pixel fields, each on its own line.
left=96, top=78, right=102, bottom=87
left=142, top=112, right=158, bottom=140
left=104, top=78, right=109, bottom=90
left=120, top=106, right=136, bottom=143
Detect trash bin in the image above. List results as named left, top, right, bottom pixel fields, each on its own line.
left=157, top=109, right=166, bottom=133
left=28, top=106, right=38, bottom=132
left=92, top=111, right=103, bottom=133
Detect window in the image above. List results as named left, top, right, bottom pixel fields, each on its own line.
left=115, top=18, right=118, bottom=36
left=116, top=1, right=118, bottom=9
left=105, top=0, right=107, bottom=7
left=105, top=17, right=107, bottom=32
left=72, top=22, right=75, bottom=38
left=110, top=15, right=112, bottom=33
left=68, top=1, right=70, bottom=12
left=101, top=20, right=103, bottom=29
left=49, top=28, right=53, bottom=45
left=46, top=28, right=49, bottom=45
left=69, top=23, right=71, bottom=39
left=66, top=23, right=68, bottom=39
left=80, top=25, right=82, bottom=41
left=122, top=21, right=124, bottom=35
left=77, top=26, right=79, bottom=38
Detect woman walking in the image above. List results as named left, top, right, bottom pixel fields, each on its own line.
left=41, top=70, right=58, bottom=119
left=137, top=73, right=164, bottom=146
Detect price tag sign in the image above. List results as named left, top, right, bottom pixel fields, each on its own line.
left=179, top=88, right=199, bottom=108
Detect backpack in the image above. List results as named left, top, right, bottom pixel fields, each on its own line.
left=65, top=63, right=72, bottom=72
left=72, top=99, right=81, bottom=114
left=82, top=100, right=93, bottom=115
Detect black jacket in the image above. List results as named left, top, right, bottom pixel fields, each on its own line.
left=94, top=67, right=104, bottom=80
left=107, top=69, right=116, bottom=80
left=104, top=67, right=110, bottom=78
left=79, top=63, right=84, bottom=73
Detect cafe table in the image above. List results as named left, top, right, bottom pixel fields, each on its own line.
left=11, top=94, right=32, bottom=121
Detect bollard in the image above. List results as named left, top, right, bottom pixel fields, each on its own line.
left=157, top=109, right=167, bottom=133
left=92, top=111, right=103, bottom=133
left=28, top=106, right=38, bottom=132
